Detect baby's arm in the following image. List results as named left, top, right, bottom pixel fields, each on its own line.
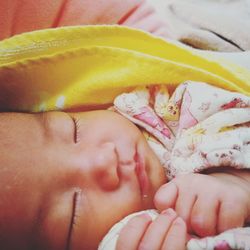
left=116, top=209, right=187, bottom=250
left=154, top=171, right=250, bottom=237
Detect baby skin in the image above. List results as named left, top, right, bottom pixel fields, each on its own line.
left=0, top=110, right=249, bottom=250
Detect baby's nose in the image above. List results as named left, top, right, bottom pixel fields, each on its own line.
left=92, top=142, right=120, bottom=190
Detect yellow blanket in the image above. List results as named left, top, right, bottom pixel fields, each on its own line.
left=0, top=25, right=249, bottom=112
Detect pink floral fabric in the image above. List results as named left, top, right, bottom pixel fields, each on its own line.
left=187, top=227, right=250, bottom=250
left=114, top=81, right=250, bottom=179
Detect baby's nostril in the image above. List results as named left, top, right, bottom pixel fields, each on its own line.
left=96, top=169, right=120, bottom=191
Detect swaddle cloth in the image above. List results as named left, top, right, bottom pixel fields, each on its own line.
left=114, top=81, right=250, bottom=179
left=99, top=81, right=250, bottom=250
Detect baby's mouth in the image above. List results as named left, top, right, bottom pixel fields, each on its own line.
left=134, top=151, right=150, bottom=198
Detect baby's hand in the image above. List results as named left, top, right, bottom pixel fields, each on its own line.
left=116, top=208, right=187, bottom=250
left=154, top=173, right=250, bottom=237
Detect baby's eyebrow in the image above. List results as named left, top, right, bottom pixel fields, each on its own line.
left=37, top=111, right=74, bottom=142
left=37, top=111, right=64, bottom=142
left=38, top=112, right=53, bottom=138
left=66, top=189, right=82, bottom=250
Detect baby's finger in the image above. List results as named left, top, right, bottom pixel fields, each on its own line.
left=161, top=217, right=187, bottom=250
left=190, top=196, right=219, bottom=237
left=116, top=213, right=152, bottom=250
left=138, top=208, right=177, bottom=250
left=175, top=190, right=197, bottom=231
left=154, top=182, right=178, bottom=211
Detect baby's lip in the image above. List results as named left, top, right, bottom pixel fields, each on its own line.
left=134, top=151, right=150, bottom=197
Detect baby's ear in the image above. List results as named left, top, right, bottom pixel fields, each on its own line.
left=153, top=182, right=178, bottom=211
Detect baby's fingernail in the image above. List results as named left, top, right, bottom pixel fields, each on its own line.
left=161, top=208, right=176, bottom=216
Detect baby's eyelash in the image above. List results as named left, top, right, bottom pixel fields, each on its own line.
left=72, top=189, right=82, bottom=229
left=72, top=117, right=80, bottom=143
left=66, top=189, right=82, bottom=250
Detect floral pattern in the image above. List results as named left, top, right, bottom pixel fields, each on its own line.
left=114, top=81, right=250, bottom=179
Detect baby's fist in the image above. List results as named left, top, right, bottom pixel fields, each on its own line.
left=154, top=173, right=250, bottom=237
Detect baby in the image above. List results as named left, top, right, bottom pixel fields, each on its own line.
left=1, top=82, right=250, bottom=250
left=0, top=20, right=250, bottom=249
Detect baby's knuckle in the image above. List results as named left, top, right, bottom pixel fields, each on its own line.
left=191, top=215, right=209, bottom=235
left=191, top=215, right=203, bottom=228
left=229, top=187, right=248, bottom=205
left=176, top=173, right=203, bottom=189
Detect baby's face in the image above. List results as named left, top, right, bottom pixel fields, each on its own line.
left=0, top=110, right=166, bottom=250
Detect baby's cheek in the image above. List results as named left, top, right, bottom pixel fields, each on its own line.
left=37, top=191, right=73, bottom=250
